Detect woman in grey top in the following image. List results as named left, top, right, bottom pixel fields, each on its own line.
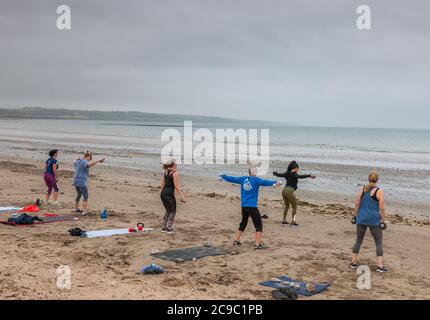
left=73, top=150, right=105, bottom=216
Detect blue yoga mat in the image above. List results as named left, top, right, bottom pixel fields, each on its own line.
left=259, top=275, right=330, bottom=297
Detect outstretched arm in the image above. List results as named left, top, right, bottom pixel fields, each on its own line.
left=273, top=171, right=286, bottom=178
left=220, top=175, right=243, bottom=184
left=88, top=158, right=105, bottom=168
left=258, top=178, right=279, bottom=187
left=293, top=172, right=316, bottom=179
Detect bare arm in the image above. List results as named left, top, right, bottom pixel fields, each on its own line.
left=354, top=187, right=364, bottom=216
left=88, top=158, right=105, bottom=168
left=52, top=164, right=58, bottom=180
left=161, top=174, right=165, bottom=189
left=173, top=172, right=186, bottom=202
left=377, top=189, right=385, bottom=222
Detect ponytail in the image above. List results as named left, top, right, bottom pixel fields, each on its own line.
left=364, top=171, right=379, bottom=192
left=83, top=150, right=93, bottom=160
left=287, top=160, right=299, bottom=173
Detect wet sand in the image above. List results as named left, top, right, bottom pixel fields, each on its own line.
left=0, top=159, right=429, bottom=300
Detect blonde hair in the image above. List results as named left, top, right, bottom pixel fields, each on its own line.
left=162, top=158, right=176, bottom=171
left=364, top=171, right=379, bottom=192
left=83, top=150, right=93, bottom=160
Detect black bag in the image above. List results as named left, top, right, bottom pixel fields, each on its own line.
left=69, top=228, right=86, bottom=237
left=272, top=287, right=298, bottom=300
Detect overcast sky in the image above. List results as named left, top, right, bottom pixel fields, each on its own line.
left=0, top=0, right=429, bottom=128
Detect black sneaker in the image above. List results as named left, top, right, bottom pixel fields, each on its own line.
left=73, top=208, right=83, bottom=213
left=376, top=266, right=388, bottom=273
left=282, top=221, right=289, bottom=225
left=254, top=243, right=268, bottom=250
left=233, top=240, right=242, bottom=246
left=166, top=228, right=176, bottom=234
left=161, top=228, right=167, bottom=233
left=350, top=262, right=359, bottom=269
left=290, top=222, right=299, bottom=228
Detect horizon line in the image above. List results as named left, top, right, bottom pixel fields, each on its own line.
left=0, top=106, right=429, bottom=131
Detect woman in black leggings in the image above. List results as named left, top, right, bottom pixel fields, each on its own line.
left=160, top=159, right=186, bottom=234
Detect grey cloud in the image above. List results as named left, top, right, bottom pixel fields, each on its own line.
left=0, top=0, right=429, bottom=128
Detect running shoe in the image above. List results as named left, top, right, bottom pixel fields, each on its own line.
left=290, top=222, right=299, bottom=228
left=233, top=240, right=242, bottom=246
left=350, top=262, right=359, bottom=269
left=282, top=221, right=289, bottom=225
left=73, top=208, right=83, bottom=213
left=166, top=228, right=176, bottom=234
left=81, top=211, right=88, bottom=216
left=254, top=243, right=268, bottom=250
left=376, top=266, right=388, bottom=273
left=161, top=228, right=167, bottom=233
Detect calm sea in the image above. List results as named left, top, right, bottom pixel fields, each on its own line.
left=1, top=119, right=429, bottom=206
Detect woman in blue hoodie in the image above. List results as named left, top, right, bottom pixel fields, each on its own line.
left=220, top=167, right=281, bottom=250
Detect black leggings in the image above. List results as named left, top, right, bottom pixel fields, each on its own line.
left=161, top=189, right=177, bottom=229
left=239, top=207, right=263, bottom=232
left=352, top=224, right=383, bottom=256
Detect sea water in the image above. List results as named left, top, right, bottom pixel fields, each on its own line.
left=0, top=118, right=429, bottom=206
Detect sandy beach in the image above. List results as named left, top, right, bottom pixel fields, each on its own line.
left=0, top=157, right=429, bottom=300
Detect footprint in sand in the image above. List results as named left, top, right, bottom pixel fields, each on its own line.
left=161, top=277, right=186, bottom=287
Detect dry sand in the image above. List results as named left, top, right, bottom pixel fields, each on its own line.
left=0, top=159, right=429, bottom=300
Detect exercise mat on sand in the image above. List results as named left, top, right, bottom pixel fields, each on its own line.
left=85, top=227, right=154, bottom=238
left=152, top=245, right=230, bottom=262
left=259, top=275, right=330, bottom=297
left=0, top=206, right=22, bottom=213
left=0, top=215, right=79, bottom=226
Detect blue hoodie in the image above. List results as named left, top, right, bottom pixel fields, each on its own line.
left=221, top=175, right=276, bottom=208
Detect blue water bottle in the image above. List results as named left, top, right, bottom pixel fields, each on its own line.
left=100, top=209, right=108, bottom=221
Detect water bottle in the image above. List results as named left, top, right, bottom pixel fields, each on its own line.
left=100, top=209, right=108, bottom=221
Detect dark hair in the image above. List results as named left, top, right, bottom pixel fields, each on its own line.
left=49, top=149, right=58, bottom=157
left=287, top=160, right=299, bottom=172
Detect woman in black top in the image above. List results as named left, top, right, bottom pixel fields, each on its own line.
left=160, top=159, right=186, bottom=234
left=273, top=161, right=315, bottom=227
